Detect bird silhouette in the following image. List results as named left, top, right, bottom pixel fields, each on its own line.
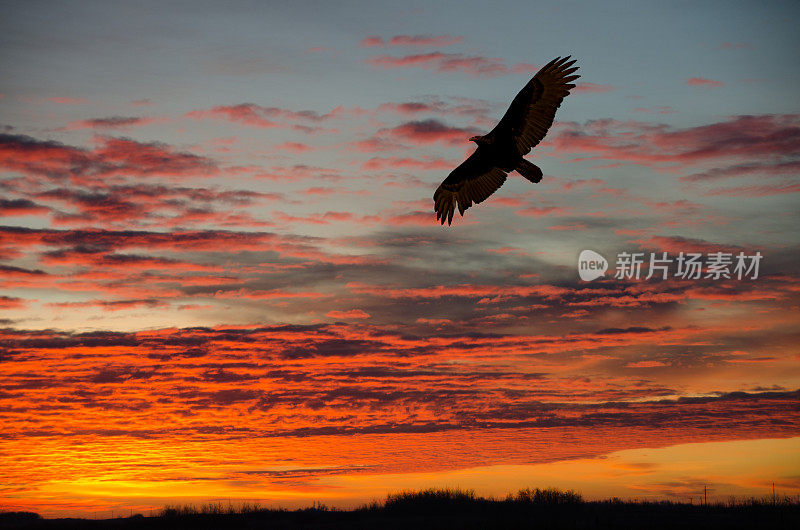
left=433, top=56, right=579, bottom=225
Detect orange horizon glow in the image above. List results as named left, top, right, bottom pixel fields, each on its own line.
left=2, top=435, right=797, bottom=519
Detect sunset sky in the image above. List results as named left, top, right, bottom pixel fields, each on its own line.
left=1, top=0, right=799, bottom=518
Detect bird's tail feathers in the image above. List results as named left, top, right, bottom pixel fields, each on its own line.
left=515, top=159, right=543, bottom=183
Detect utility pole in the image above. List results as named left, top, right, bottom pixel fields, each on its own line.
left=703, top=485, right=707, bottom=506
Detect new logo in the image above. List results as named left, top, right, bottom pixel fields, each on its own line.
left=578, top=249, right=608, bottom=281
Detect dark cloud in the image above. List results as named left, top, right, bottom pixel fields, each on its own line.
left=384, top=119, right=479, bottom=146
left=0, top=198, right=50, bottom=216
left=66, top=116, right=156, bottom=130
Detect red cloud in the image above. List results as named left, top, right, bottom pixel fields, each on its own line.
left=703, top=181, right=800, bottom=197
left=1, top=321, right=797, bottom=458
left=359, top=36, right=384, bottom=47
left=349, top=137, right=402, bottom=153
left=40, top=188, right=142, bottom=225
left=378, top=102, right=441, bottom=115
left=551, top=114, right=800, bottom=167
left=389, top=35, right=463, bottom=46
left=46, top=298, right=168, bottom=311
left=186, top=104, right=279, bottom=128
left=347, top=282, right=569, bottom=300
left=630, top=235, right=747, bottom=255
left=40, top=250, right=223, bottom=272
left=274, top=141, right=314, bottom=153
left=681, top=160, right=800, bottom=182
left=273, top=211, right=345, bottom=226
left=573, top=83, right=615, bottom=93
left=486, top=246, right=529, bottom=256
left=547, top=223, right=587, bottom=231
left=0, top=226, right=284, bottom=254
left=361, top=156, right=453, bottom=171
left=416, top=318, right=452, bottom=325
left=515, top=205, right=568, bottom=218
left=0, top=133, right=218, bottom=184
left=48, top=96, right=87, bottom=105
left=272, top=211, right=383, bottom=227
left=185, top=104, right=333, bottom=129
left=213, top=289, right=330, bottom=300
left=384, top=211, right=434, bottom=226
left=360, top=35, right=463, bottom=48
left=96, top=137, right=219, bottom=180
left=254, top=164, right=343, bottom=182
left=367, top=52, right=536, bottom=78
left=0, top=133, right=91, bottom=181
left=687, top=77, right=724, bottom=88
left=491, top=197, right=527, bottom=207
left=2, top=224, right=354, bottom=267
left=177, top=303, right=212, bottom=310
left=377, top=99, right=494, bottom=124
left=0, top=295, right=28, bottom=309
left=299, top=187, right=360, bottom=196
left=24, top=182, right=279, bottom=229
left=326, top=309, right=371, bottom=319
left=626, top=360, right=669, bottom=368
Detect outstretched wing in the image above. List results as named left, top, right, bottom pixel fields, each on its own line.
left=433, top=147, right=507, bottom=225
left=485, top=56, right=579, bottom=155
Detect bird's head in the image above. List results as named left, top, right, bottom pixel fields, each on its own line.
left=469, top=135, right=484, bottom=145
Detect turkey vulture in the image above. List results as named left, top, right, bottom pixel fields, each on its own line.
left=433, top=56, right=579, bottom=225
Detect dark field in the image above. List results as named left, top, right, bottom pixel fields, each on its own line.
left=3, top=488, right=799, bottom=529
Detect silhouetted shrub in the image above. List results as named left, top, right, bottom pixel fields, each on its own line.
left=508, top=487, right=583, bottom=504
left=384, top=487, right=479, bottom=511
left=0, top=511, right=42, bottom=522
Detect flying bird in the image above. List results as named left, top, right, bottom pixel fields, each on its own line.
left=433, top=56, right=579, bottom=225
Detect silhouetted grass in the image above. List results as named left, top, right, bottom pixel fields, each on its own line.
left=383, top=486, right=480, bottom=510
left=160, top=500, right=265, bottom=517
left=507, top=486, right=583, bottom=504
left=4, top=487, right=799, bottom=529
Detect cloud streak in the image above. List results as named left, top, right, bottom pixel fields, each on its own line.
left=367, top=52, right=537, bottom=77
left=360, top=34, right=464, bottom=47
